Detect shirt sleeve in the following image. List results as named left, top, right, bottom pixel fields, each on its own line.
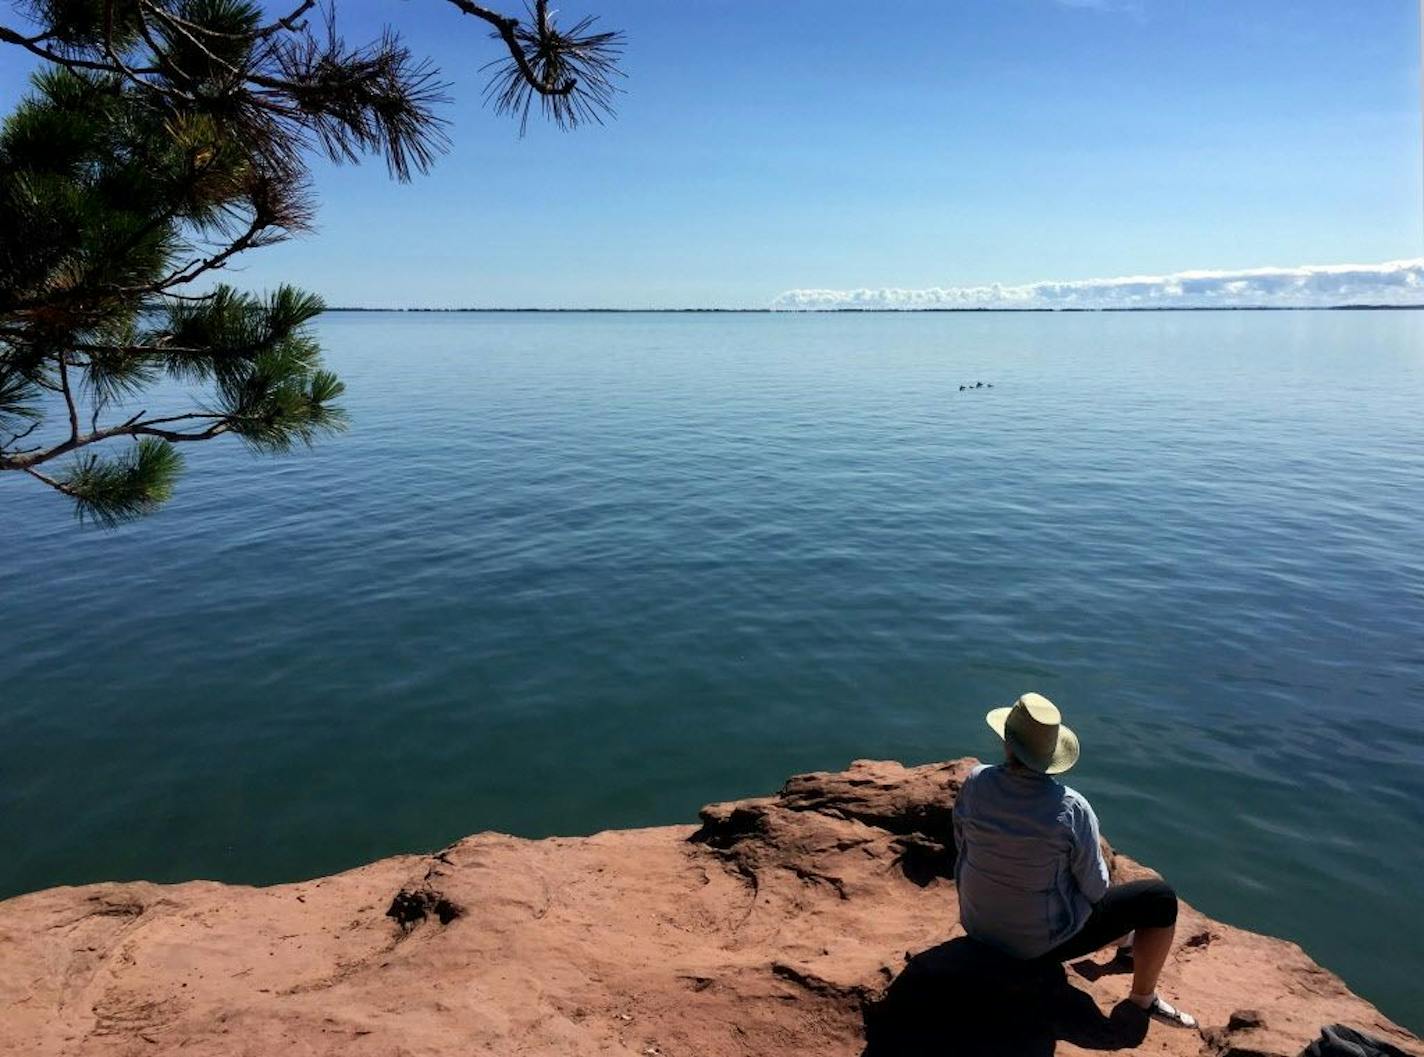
left=1069, top=796, right=1111, bottom=904
left=952, top=772, right=974, bottom=885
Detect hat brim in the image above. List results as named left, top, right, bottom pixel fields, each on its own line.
left=985, top=707, right=1080, bottom=775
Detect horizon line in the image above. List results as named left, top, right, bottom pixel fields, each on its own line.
left=320, top=304, right=1424, bottom=314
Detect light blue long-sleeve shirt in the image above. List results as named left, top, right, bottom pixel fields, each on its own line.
left=951, top=762, right=1110, bottom=959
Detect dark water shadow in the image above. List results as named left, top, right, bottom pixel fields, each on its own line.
left=862, top=937, right=1149, bottom=1057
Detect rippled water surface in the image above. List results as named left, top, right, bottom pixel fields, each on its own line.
left=4, top=311, right=1422, bottom=1027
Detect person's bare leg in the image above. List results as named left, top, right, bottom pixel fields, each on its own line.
left=1129, top=923, right=1173, bottom=1000
left=1126, top=923, right=1196, bottom=1027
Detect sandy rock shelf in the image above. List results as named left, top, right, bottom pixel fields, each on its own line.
left=0, top=758, right=1418, bottom=1057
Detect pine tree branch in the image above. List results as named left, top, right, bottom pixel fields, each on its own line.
left=3, top=420, right=41, bottom=447
left=441, top=0, right=577, bottom=97
left=129, top=412, right=226, bottom=427
left=2, top=0, right=615, bottom=522
left=0, top=23, right=160, bottom=73
left=255, top=0, right=316, bottom=40
left=134, top=422, right=229, bottom=442
left=74, top=342, right=205, bottom=355
left=143, top=2, right=244, bottom=80
left=143, top=213, right=270, bottom=293
left=102, top=0, right=174, bottom=96
left=3, top=2, right=585, bottom=96
left=132, top=4, right=199, bottom=95
left=23, top=466, right=79, bottom=497
left=1, top=413, right=233, bottom=470
left=57, top=355, right=80, bottom=443
left=158, top=290, right=221, bottom=302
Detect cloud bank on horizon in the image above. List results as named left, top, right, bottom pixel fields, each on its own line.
left=771, top=259, right=1424, bottom=311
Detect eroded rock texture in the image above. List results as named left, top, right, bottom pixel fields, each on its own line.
left=0, top=759, right=1417, bottom=1056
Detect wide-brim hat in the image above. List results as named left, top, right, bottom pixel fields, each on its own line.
left=986, top=692, right=1079, bottom=775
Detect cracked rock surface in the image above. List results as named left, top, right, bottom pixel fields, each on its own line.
left=0, top=758, right=1418, bottom=1056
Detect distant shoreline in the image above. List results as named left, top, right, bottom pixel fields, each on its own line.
left=322, top=304, right=1424, bottom=314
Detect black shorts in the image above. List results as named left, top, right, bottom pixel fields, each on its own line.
left=1038, top=879, right=1178, bottom=964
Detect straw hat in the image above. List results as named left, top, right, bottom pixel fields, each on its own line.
left=986, top=692, right=1079, bottom=774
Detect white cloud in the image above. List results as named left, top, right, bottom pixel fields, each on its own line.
left=771, top=259, right=1424, bottom=311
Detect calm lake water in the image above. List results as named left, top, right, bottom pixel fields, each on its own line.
left=3, top=310, right=1422, bottom=1027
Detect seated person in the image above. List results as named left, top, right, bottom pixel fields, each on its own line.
left=952, top=692, right=1196, bottom=1028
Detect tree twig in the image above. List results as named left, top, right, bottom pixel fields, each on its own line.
left=441, top=0, right=576, bottom=97
left=0, top=23, right=158, bottom=73
left=102, top=0, right=171, bottom=96
left=143, top=212, right=269, bottom=292
left=1, top=419, right=41, bottom=448
left=0, top=412, right=232, bottom=470
left=132, top=3, right=198, bottom=95
left=57, top=355, right=80, bottom=443
left=22, top=466, right=78, bottom=497
left=255, top=0, right=316, bottom=39
left=143, top=2, right=245, bottom=81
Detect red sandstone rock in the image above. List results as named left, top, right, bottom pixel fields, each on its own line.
left=0, top=758, right=1417, bottom=1056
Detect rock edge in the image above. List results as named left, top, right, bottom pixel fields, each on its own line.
left=0, top=758, right=1417, bottom=1057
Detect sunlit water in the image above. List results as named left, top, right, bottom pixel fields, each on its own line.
left=3, top=310, right=1422, bottom=1027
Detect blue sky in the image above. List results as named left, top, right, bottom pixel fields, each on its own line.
left=3, top=0, right=1421, bottom=306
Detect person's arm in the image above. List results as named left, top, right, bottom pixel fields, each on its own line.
left=1069, top=797, right=1111, bottom=904
left=952, top=775, right=973, bottom=886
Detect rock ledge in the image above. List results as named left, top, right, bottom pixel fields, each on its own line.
left=1, top=758, right=1417, bottom=1056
